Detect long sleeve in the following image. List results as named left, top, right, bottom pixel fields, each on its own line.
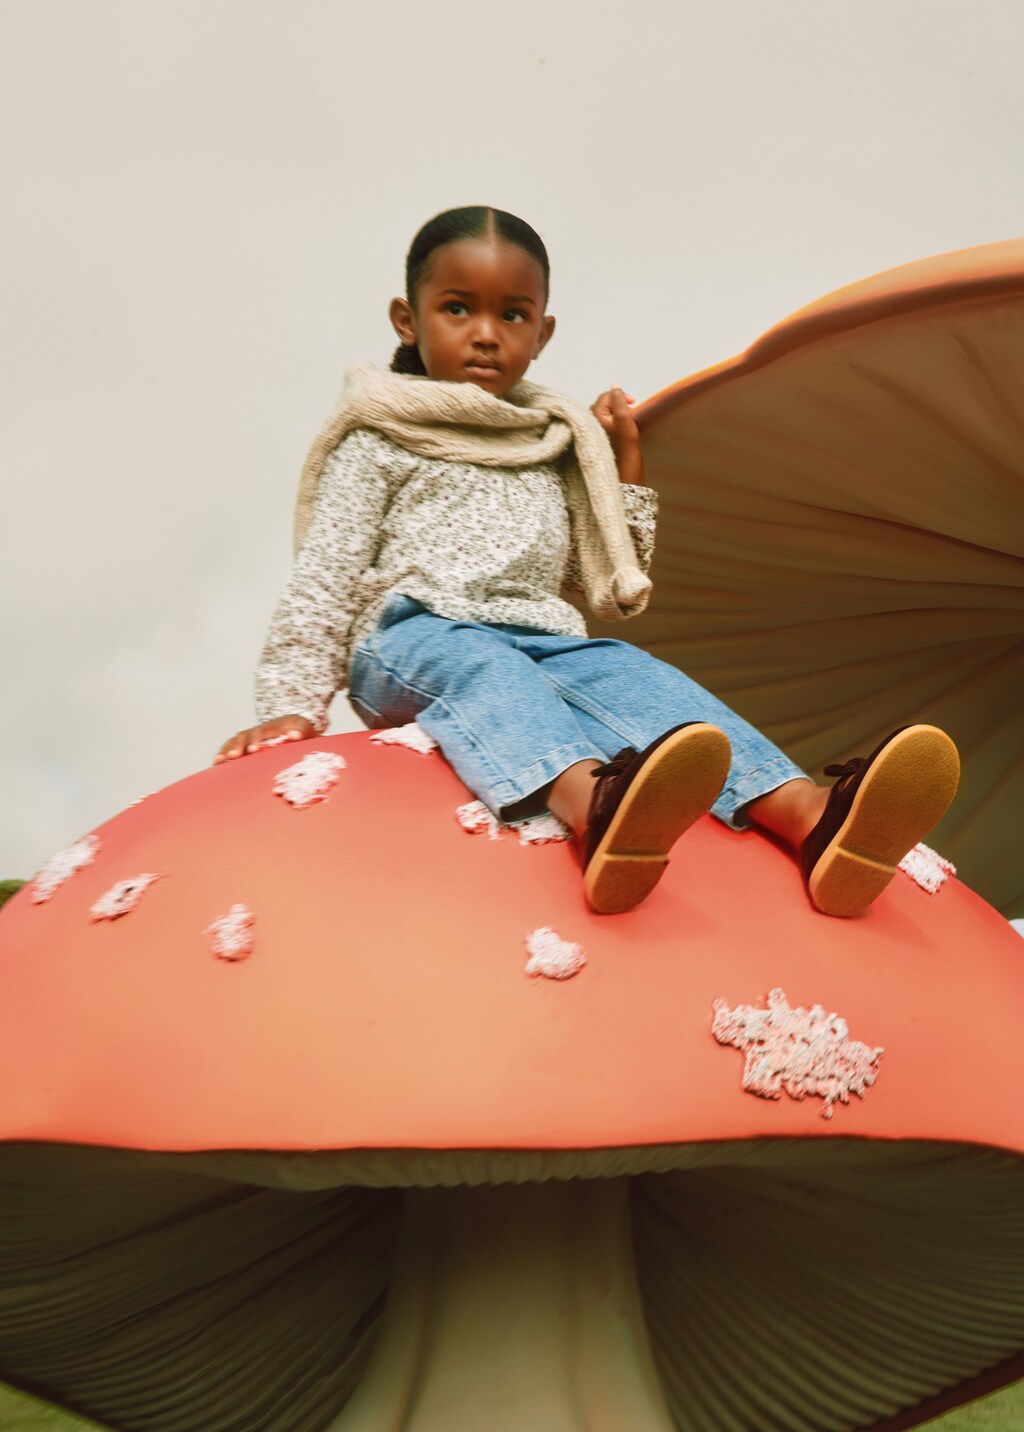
left=254, top=429, right=392, bottom=732
left=562, top=483, right=658, bottom=602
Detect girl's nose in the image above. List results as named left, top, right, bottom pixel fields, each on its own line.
left=471, top=315, right=499, bottom=346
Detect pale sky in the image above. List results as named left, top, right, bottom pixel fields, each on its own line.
left=2, top=0, right=1022, bottom=879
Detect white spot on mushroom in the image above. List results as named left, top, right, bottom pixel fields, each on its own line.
left=273, top=751, right=346, bottom=808
left=369, top=722, right=438, bottom=755
left=90, top=874, right=160, bottom=922
left=525, top=927, right=586, bottom=980
left=30, top=835, right=100, bottom=904
left=711, top=988, right=883, bottom=1120
left=206, top=903, right=254, bottom=962
left=899, top=841, right=955, bottom=893
left=456, top=800, right=503, bottom=840
left=457, top=802, right=571, bottom=846
left=512, top=812, right=571, bottom=846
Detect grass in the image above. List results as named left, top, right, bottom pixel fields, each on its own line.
left=0, top=1386, right=101, bottom=1429
left=0, top=879, right=26, bottom=908
left=1, top=1378, right=1022, bottom=1429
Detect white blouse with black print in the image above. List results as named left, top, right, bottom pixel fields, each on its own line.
left=255, top=427, right=658, bottom=733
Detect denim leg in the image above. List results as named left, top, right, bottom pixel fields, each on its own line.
left=347, top=602, right=605, bottom=815
left=512, top=631, right=812, bottom=830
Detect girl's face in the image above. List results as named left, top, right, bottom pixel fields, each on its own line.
left=389, top=236, right=555, bottom=398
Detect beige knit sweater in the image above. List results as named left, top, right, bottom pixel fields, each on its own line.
left=294, top=365, right=652, bottom=622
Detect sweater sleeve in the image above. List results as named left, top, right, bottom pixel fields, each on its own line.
left=561, top=483, right=659, bottom=600
left=254, top=429, right=391, bottom=732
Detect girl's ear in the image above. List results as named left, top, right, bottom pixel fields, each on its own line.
left=389, top=297, right=417, bottom=346
left=533, top=314, right=556, bottom=359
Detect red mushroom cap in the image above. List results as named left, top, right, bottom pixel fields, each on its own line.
left=2, top=731, right=1022, bottom=1159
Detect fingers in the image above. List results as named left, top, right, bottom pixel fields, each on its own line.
left=213, top=730, right=253, bottom=765
left=253, top=718, right=313, bottom=750
left=590, top=390, right=614, bottom=430
left=592, top=388, right=637, bottom=430
left=212, top=718, right=314, bottom=766
left=608, top=390, right=640, bottom=448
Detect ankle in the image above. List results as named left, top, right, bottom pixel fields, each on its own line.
left=546, top=761, right=601, bottom=842
left=746, top=780, right=828, bottom=850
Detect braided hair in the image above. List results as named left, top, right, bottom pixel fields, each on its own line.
left=390, top=207, right=550, bottom=375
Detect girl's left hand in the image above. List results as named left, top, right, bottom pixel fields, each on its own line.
left=591, top=387, right=645, bottom=486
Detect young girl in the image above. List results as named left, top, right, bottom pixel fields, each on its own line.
left=214, top=206, right=960, bottom=916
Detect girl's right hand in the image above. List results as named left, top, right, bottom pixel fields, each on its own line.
left=213, top=716, right=316, bottom=765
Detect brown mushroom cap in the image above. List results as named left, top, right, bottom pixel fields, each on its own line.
left=631, top=237, right=1024, bottom=916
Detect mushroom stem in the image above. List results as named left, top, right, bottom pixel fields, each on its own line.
left=328, top=1176, right=675, bottom=1431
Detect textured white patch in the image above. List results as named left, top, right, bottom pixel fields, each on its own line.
left=126, top=792, right=157, bottom=808
left=711, top=988, right=883, bottom=1120
left=207, top=903, right=254, bottom=962
left=369, top=723, right=438, bottom=755
left=899, top=841, right=956, bottom=894
left=525, top=927, right=586, bottom=980
left=253, top=733, right=300, bottom=749
left=273, top=751, right=346, bottom=808
left=456, top=800, right=503, bottom=840
left=456, top=801, right=571, bottom=846
left=513, top=812, right=571, bottom=845
left=90, top=874, right=160, bottom=921
left=30, top=835, right=100, bottom=904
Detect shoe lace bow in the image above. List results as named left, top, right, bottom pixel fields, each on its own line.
left=591, top=746, right=637, bottom=782
left=823, top=756, right=865, bottom=783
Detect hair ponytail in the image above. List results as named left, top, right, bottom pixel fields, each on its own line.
left=390, top=342, right=427, bottom=375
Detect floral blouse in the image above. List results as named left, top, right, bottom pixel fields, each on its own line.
left=255, top=427, right=658, bottom=732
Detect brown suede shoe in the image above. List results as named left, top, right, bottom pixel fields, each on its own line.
left=582, top=723, right=732, bottom=914
left=801, top=724, right=960, bottom=917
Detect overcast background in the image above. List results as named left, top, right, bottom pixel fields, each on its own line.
left=2, top=0, right=1022, bottom=881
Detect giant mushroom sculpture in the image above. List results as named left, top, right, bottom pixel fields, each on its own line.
left=1, top=727, right=1023, bottom=1432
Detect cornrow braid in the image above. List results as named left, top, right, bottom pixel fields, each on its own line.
left=404, top=207, right=549, bottom=303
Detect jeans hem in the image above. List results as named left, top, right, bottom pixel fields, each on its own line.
left=472, top=742, right=605, bottom=816
left=714, top=758, right=813, bottom=831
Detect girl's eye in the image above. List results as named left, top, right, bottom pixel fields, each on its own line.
left=445, top=301, right=469, bottom=316
left=504, top=309, right=527, bottom=324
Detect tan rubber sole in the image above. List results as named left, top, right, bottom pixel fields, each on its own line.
left=808, top=725, right=960, bottom=918
left=584, top=724, right=732, bottom=914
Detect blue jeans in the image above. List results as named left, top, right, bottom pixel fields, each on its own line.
left=348, top=597, right=809, bottom=827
